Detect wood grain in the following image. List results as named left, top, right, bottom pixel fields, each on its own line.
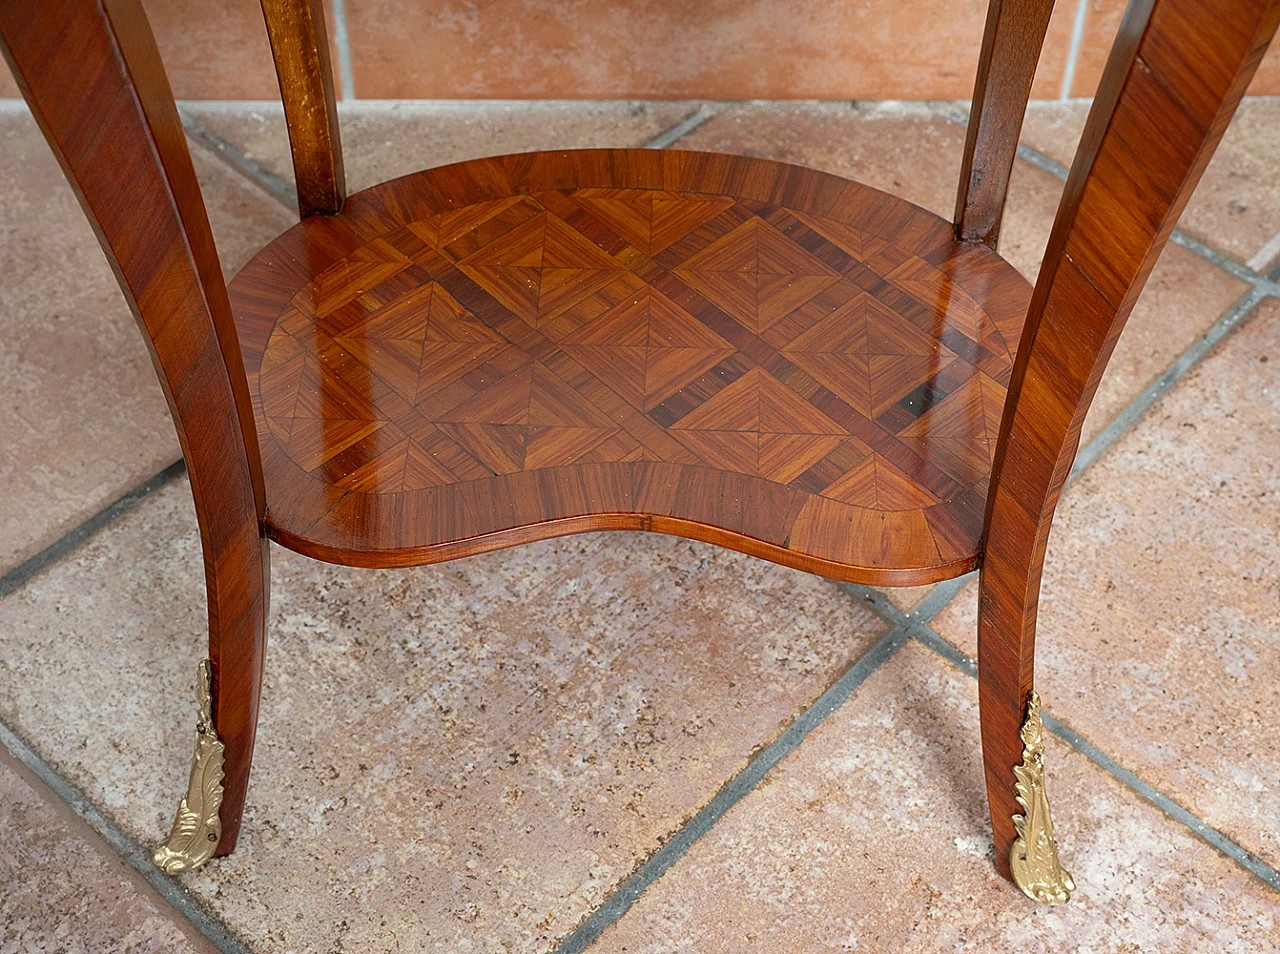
left=955, top=0, right=1058, bottom=247
left=229, top=151, right=1033, bottom=586
left=7, top=0, right=1275, bottom=892
left=978, top=0, right=1280, bottom=878
left=259, top=0, right=344, bottom=217
left=0, top=0, right=271, bottom=853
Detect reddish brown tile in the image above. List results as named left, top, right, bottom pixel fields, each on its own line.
left=0, top=749, right=215, bottom=953
left=589, top=643, right=1280, bottom=953
left=345, top=0, right=1043, bottom=100
left=0, top=0, right=342, bottom=101
left=142, top=0, right=281, bottom=99
left=932, top=298, right=1280, bottom=868
left=0, top=477, right=891, bottom=951
left=1021, top=99, right=1280, bottom=270
left=0, top=105, right=290, bottom=575
left=1069, top=0, right=1280, bottom=97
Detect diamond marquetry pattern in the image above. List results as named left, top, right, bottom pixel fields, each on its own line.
left=234, top=153, right=1032, bottom=579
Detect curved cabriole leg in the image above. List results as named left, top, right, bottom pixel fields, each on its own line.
left=977, top=562, right=1072, bottom=903
left=976, top=0, right=1278, bottom=902
left=0, top=0, right=273, bottom=868
left=155, top=534, right=269, bottom=870
left=153, top=661, right=225, bottom=873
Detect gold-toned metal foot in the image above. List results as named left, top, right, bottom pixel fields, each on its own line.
left=153, top=660, right=225, bottom=874
left=1010, top=691, right=1075, bottom=904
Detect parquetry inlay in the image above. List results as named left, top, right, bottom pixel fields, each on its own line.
left=234, top=158, right=1032, bottom=576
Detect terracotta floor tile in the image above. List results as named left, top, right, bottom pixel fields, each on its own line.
left=0, top=480, right=890, bottom=952
left=589, top=641, right=1280, bottom=953
left=1082, top=244, right=1249, bottom=446
left=932, top=298, right=1280, bottom=868
left=674, top=100, right=1250, bottom=606
left=674, top=101, right=970, bottom=221
left=0, top=748, right=214, bottom=953
left=877, top=583, right=938, bottom=615
left=341, top=0, right=1010, bottom=101
left=182, top=100, right=698, bottom=196
left=1021, top=99, right=1280, bottom=270
left=0, top=105, right=289, bottom=576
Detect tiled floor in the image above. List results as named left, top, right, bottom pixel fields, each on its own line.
left=0, top=98, right=1277, bottom=952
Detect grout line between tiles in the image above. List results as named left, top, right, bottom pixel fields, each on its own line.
left=1015, top=140, right=1071, bottom=178
left=643, top=103, right=718, bottom=149
left=330, top=0, right=357, bottom=101
left=0, top=459, right=186, bottom=601
left=907, top=621, right=1280, bottom=892
left=0, top=717, right=253, bottom=954
left=1041, top=712, right=1280, bottom=891
left=1246, top=228, right=1280, bottom=272
left=1070, top=286, right=1268, bottom=480
left=180, top=108, right=298, bottom=212
left=1169, top=230, right=1280, bottom=295
left=551, top=625, right=910, bottom=954
left=1060, top=0, right=1091, bottom=101
left=1014, top=138, right=1280, bottom=296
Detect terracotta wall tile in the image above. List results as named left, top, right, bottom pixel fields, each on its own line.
left=1, top=1, right=1270, bottom=102
left=1069, top=0, right=1280, bottom=97
left=1247, top=39, right=1280, bottom=95
left=1031, top=0, right=1081, bottom=99
left=0, top=0, right=343, bottom=100
left=345, top=0, right=1029, bottom=100
left=141, top=0, right=279, bottom=99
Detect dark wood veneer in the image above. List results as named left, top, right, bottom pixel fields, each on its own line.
left=231, top=153, right=1031, bottom=584
left=2, top=0, right=1275, bottom=889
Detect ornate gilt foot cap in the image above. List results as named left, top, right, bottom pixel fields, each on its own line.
left=1010, top=691, right=1075, bottom=904
left=153, top=660, right=225, bottom=875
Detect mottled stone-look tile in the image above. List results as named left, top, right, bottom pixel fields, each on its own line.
left=932, top=298, right=1280, bottom=868
left=672, top=102, right=1065, bottom=283
left=1081, top=244, right=1248, bottom=447
left=0, top=481, right=890, bottom=952
left=589, top=642, right=1280, bottom=953
left=1064, top=0, right=1280, bottom=99
left=1021, top=99, right=1280, bottom=270
left=0, top=749, right=214, bottom=954
left=182, top=100, right=697, bottom=196
left=876, top=582, right=939, bottom=615
left=675, top=102, right=971, bottom=221
left=343, top=0, right=1060, bottom=101
left=0, top=105, right=289, bottom=575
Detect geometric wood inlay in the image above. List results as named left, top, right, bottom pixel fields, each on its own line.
left=231, top=151, right=1033, bottom=584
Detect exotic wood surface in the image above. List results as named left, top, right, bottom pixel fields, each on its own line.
left=231, top=151, right=1032, bottom=583
left=977, top=0, right=1280, bottom=879
left=0, top=0, right=270, bottom=855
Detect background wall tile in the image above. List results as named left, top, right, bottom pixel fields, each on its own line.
left=344, top=0, right=1075, bottom=101
left=1068, top=0, right=1280, bottom=97
left=0, top=0, right=343, bottom=100
left=2, top=0, right=1277, bottom=100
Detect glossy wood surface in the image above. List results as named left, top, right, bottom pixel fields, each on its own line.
left=956, top=0, right=1058, bottom=247
left=230, top=151, right=1032, bottom=585
left=978, top=0, right=1280, bottom=877
left=0, top=0, right=270, bottom=853
left=260, top=0, right=345, bottom=217
left=6, top=0, right=1275, bottom=892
